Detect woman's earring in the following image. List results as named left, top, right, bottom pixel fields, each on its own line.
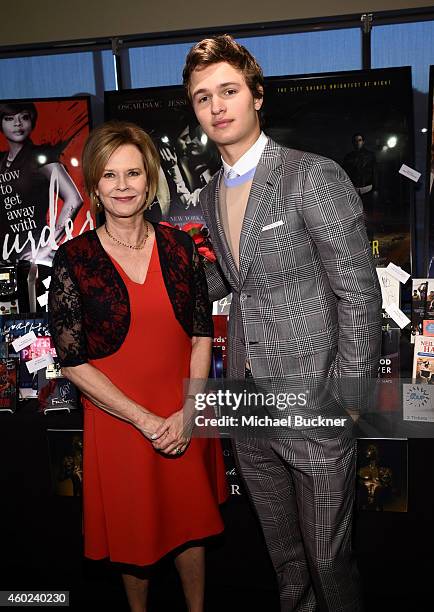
left=92, top=193, right=102, bottom=211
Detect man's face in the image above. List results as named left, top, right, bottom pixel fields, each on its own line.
left=353, top=135, right=364, bottom=150
left=189, top=62, right=262, bottom=152
left=177, top=125, right=206, bottom=158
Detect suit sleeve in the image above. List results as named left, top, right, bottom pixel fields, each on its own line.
left=301, top=157, right=382, bottom=380
left=205, top=261, right=232, bottom=303
left=198, top=179, right=232, bottom=303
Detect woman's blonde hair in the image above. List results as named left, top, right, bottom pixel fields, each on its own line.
left=82, top=120, right=160, bottom=215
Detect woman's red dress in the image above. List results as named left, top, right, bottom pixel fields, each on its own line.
left=82, top=240, right=227, bottom=565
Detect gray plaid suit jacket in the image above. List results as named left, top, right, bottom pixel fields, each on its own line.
left=200, top=138, right=382, bottom=391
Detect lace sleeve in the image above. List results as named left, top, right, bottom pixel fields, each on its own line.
left=48, top=246, right=88, bottom=367
left=192, top=245, right=214, bottom=338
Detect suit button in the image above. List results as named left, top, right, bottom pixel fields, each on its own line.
left=240, top=292, right=247, bottom=301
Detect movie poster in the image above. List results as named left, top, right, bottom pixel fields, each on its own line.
left=105, top=87, right=219, bottom=228
left=427, top=67, right=434, bottom=276
left=263, top=67, right=414, bottom=271
left=0, top=97, right=94, bottom=264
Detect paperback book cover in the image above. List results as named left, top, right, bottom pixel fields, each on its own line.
left=411, top=279, right=429, bottom=342
left=0, top=358, right=17, bottom=413
left=0, top=314, right=54, bottom=398
left=38, top=366, right=78, bottom=413
left=19, top=336, right=56, bottom=399
left=412, top=335, right=434, bottom=383
left=422, top=320, right=434, bottom=337
left=402, top=382, right=434, bottom=423
left=212, top=315, right=228, bottom=377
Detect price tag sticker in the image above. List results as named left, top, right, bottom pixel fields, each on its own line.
left=26, top=353, right=54, bottom=374
left=11, top=331, right=37, bottom=353
left=385, top=304, right=411, bottom=329
left=399, top=164, right=421, bottom=183
left=386, top=262, right=410, bottom=284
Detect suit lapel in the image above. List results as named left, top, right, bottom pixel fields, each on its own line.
left=207, top=168, right=240, bottom=287
left=239, top=140, right=283, bottom=287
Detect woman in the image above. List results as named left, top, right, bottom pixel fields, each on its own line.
left=0, top=102, right=83, bottom=262
left=48, top=121, right=227, bottom=612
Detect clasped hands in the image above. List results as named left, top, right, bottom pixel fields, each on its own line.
left=141, top=409, right=194, bottom=457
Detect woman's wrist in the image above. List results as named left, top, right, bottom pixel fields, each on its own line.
left=134, top=406, right=152, bottom=431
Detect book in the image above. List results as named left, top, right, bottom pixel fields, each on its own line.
left=402, top=382, right=434, bottom=423
left=0, top=358, right=18, bottom=413
left=19, top=336, right=56, bottom=399
left=0, top=314, right=55, bottom=399
left=38, top=366, right=78, bottom=414
left=212, top=315, right=228, bottom=377
left=422, top=320, right=434, bottom=337
left=412, top=335, right=434, bottom=383
left=411, top=279, right=430, bottom=343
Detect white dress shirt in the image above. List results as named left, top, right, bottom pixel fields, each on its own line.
left=222, top=132, right=268, bottom=178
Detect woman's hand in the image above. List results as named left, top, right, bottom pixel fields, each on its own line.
left=151, top=409, right=194, bottom=456
left=137, top=412, right=166, bottom=441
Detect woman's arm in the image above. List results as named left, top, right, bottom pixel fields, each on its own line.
left=48, top=244, right=163, bottom=440
left=62, top=362, right=164, bottom=439
left=151, top=335, right=212, bottom=453
left=40, top=163, right=83, bottom=239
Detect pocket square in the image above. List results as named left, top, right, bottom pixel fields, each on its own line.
left=262, top=220, right=284, bottom=232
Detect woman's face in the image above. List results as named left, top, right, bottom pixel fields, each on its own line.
left=1, top=111, right=33, bottom=143
left=96, top=144, right=148, bottom=220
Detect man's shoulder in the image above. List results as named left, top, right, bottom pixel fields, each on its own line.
left=264, top=138, right=338, bottom=173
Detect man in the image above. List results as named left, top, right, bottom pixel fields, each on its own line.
left=342, top=133, right=377, bottom=221
left=183, top=35, right=382, bottom=611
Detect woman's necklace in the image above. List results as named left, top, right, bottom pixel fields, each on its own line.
left=104, top=222, right=149, bottom=250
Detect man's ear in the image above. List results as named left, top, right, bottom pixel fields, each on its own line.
left=254, top=85, right=264, bottom=111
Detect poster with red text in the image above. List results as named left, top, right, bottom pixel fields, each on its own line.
left=0, top=96, right=94, bottom=264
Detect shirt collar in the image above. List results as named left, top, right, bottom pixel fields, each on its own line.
left=222, top=132, right=268, bottom=179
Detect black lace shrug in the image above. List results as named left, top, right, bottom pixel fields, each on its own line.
left=48, top=223, right=213, bottom=368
